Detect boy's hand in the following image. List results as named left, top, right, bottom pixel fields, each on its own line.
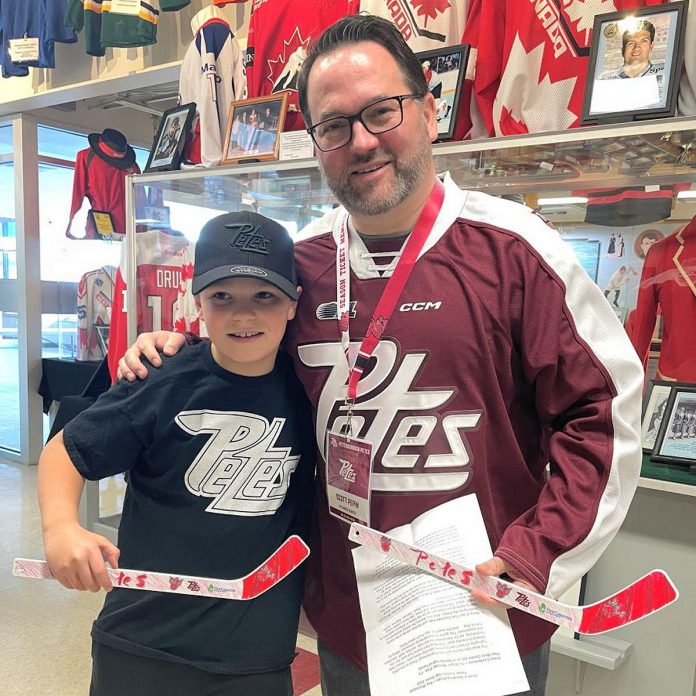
left=471, top=556, right=540, bottom=608
left=43, top=523, right=120, bottom=592
left=117, top=331, right=185, bottom=382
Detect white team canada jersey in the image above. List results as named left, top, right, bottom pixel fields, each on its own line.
left=77, top=265, right=116, bottom=361
left=466, top=0, right=667, bottom=136
left=107, top=229, right=197, bottom=380
left=179, top=5, right=247, bottom=166
left=359, top=0, right=469, bottom=52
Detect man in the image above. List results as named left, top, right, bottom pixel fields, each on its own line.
left=600, top=19, right=664, bottom=83
left=119, top=15, right=645, bottom=696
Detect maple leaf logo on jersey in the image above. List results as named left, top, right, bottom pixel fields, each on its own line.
left=267, top=27, right=311, bottom=95
left=411, top=0, right=451, bottom=26
left=564, top=0, right=617, bottom=46
left=493, top=34, right=577, bottom=135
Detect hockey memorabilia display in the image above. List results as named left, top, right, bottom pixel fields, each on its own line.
left=106, top=228, right=196, bottom=380
left=14, top=535, right=310, bottom=601
left=630, top=216, right=696, bottom=381
left=178, top=4, right=247, bottom=167
left=650, top=384, right=696, bottom=467
left=349, top=523, right=679, bottom=635
left=415, top=44, right=469, bottom=140
left=88, top=210, right=116, bottom=238
left=582, top=2, right=687, bottom=124
left=244, top=0, right=359, bottom=132
left=466, top=0, right=668, bottom=137
left=641, top=380, right=673, bottom=452
left=76, top=265, right=116, bottom=361
left=222, top=93, right=289, bottom=165
left=145, top=103, right=195, bottom=173
left=677, top=0, right=695, bottom=115
left=67, top=129, right=140, bottom=241
left=1, top=0, right=76, bottom=79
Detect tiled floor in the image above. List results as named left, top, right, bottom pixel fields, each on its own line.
left=0, top=460, right=321, bottom=696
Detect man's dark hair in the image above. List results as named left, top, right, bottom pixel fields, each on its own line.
left=297, top=14, right=428, bottom=126
left=621, top=19, right=656, bottom=57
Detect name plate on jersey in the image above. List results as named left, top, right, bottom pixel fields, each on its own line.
left=109, top=0, right=141, bottom=15
left=279, top=131, right=314, bottom=161
left=9, top=38, right=40, bottom=63
left=89, top=210, right=117, bottom=239
left=326, top=432, right=373, bottom=526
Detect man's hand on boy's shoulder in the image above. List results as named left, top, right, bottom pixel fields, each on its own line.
left=118, top=331, right=187, bottom=382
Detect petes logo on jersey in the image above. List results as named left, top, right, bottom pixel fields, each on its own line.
left=298, top=339, right=482, bottom=493
left=177, top=410, right=299, bottom=516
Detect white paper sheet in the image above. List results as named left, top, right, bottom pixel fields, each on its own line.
left=591, top=74, right=661, bottom=114
left=352, top=496, right=529, bottom=696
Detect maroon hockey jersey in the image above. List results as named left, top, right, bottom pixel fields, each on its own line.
left=244, top=0, right=359, bottom=131
left=285, top=174, right=644, bottom=666
left=630, top=217, right=696, bottom=381
left=465, top=0, right=667, bottom=136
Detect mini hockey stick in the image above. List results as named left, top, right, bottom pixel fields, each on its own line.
left=349, top=523, right=678, bottom=635
left=13, top=535, right=309, bottom=601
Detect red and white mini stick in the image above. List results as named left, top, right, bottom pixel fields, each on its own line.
left=13, top=535, right=309, bottom=601
left=349, top=523, right=678, bottom=635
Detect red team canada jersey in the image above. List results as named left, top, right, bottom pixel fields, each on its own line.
left=244, top=0, right=359, bottom=131
left=466, top=0, right=667, bottom=136
left=285, top=174, right=643, bottom=666
left=107, top=230, right=196, bottom=380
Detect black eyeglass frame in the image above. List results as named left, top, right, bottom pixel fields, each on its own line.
left=306, top=93, right=426, bottom=152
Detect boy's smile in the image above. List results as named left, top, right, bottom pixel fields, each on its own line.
left=195, top=277, right=300, bottom=376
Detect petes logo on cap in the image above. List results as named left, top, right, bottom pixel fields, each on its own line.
left=226, top=222, right=270, bottom=255
left=230, top=265, right=268, bottom=277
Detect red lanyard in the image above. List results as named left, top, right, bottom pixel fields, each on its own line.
left=336, top=179, right=445, bottom=403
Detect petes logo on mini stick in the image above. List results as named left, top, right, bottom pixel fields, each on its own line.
left=177, top=411, right=299, bottom=516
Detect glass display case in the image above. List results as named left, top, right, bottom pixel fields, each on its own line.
left=126, top=116, right=696, bottom=487
left=82, top=116, right=696, bottom=544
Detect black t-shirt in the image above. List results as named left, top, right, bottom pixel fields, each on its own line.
left=63, top=342, right=314, bottom=675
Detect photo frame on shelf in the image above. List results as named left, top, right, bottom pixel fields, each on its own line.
left=641, top=380, right=673, bottom=453
left=222, top=93, right=289, bottom=165
left=144, top=102, right=196, bottom=173
left=581, top=1, right=687, bottom=124
left=650, top=383, right=696, bottom=468
left=415, top=44, right=469, bottom=140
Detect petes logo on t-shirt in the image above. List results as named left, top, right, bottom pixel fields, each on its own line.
left=177, top=410, right=299, bottom=516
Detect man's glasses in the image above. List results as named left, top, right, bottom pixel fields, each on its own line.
left=307, top=94, right=425, bottom=152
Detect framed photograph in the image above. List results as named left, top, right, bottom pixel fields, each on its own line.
left=222, top=93, right=289, bottom=165
left=145, top=102, right=196, bottom=173
left=416, top=44, right=469, bottom=140
left=641, top=380, right=673, bottom=453
left=581, top=2, right=688, bottom=124
left=650, top=384, right=696, bottom=467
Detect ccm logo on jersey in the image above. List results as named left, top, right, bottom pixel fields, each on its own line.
left=399, top=301, right=441, bottom=312
left=176, top=411, right=299, bottom=516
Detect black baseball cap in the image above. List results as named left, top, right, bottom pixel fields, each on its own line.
left=192, top=211, right=298, bottom=299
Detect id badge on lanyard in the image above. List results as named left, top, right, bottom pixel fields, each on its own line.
left=326, top=179, right=445, bottom=526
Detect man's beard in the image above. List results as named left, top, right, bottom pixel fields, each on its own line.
left=322, top=130, right=433, bottom=216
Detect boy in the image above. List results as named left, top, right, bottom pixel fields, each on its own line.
left=37, top=212, right=314, bottom=696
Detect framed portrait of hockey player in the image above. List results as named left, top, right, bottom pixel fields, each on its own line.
left=650, top=384, right=696, bottom=468
left=145, top=103, right=196, bottom=173
left=222, top=93, right=289, bottom=165
left=641, top=380, right=673, bottom=453
left=415, top=44, right=469, bottom=140
left=581, top=2, right=687, bottom=125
